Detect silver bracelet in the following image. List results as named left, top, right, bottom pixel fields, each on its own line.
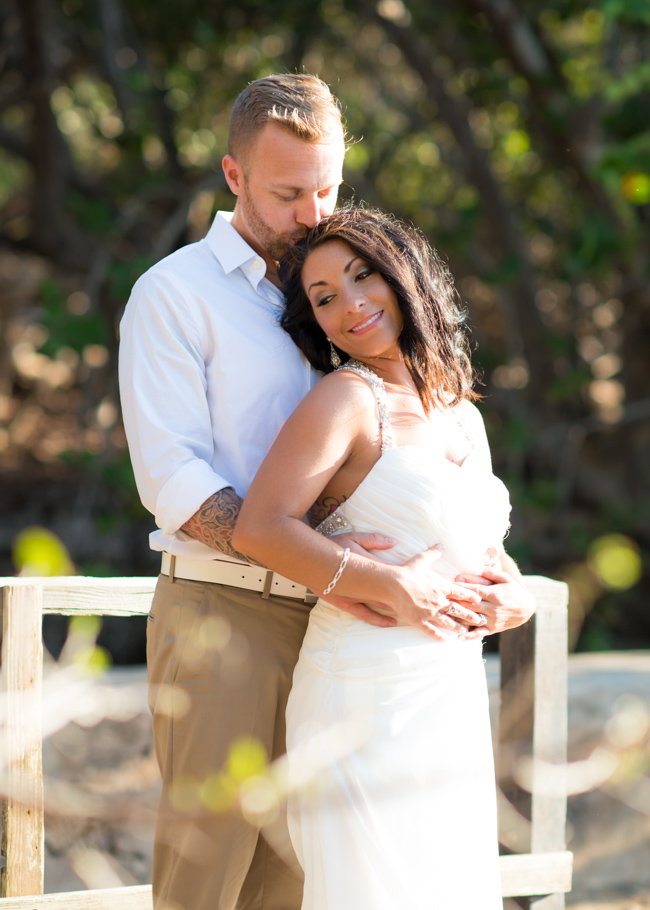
left=323, top=548, right=350, bottom=596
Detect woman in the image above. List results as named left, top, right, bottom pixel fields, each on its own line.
left=234, top=208, right=533, bottom=909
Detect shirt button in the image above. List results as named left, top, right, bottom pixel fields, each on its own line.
left=253, top=260, right=262, bottom=269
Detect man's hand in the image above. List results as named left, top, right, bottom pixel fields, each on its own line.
left=454, top=565, right=536, bottom=638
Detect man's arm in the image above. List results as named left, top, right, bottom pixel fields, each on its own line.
left=183, top=489, right=480, bottom=635
left=181, top=488, right=252, bottom=563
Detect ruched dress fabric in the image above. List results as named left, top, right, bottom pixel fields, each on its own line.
left=285, top=363, right=511, bottom=910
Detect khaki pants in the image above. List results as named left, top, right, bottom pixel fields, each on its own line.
left=147, top=572, right=311, bottom=910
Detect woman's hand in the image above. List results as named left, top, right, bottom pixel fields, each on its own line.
left=391, top=545, right=488, bottom=641
left=454, top=565, right=536, bottom=636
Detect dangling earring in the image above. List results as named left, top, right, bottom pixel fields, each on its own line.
left=327, top=338, right=341, bottom=368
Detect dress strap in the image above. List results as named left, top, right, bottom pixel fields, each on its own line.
left=452, top=407, right=475, bottom=451
left=337, top=360, right=396, bottom=453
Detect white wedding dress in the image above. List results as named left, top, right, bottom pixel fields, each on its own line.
left=286, top=363, right=511, bottom=910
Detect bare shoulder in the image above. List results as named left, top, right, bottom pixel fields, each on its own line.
left=295, top=368, right=377, bottom=421
left=278, top=367, right=378, bottom=453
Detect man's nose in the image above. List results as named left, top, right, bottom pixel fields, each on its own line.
left=296, top=195, right=322, bottom=229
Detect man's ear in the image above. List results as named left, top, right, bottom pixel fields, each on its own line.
left=222, top=155, right=244, bottom=196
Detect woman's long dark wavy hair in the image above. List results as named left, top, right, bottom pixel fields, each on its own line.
left=278, top=206, right=478, bottom=412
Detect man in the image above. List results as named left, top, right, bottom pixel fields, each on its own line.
left=119, top=74, right=534, bottom=910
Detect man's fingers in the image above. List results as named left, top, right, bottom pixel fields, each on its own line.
left=477, top=565, right=513, bottom=584
left=338, top=602, right=396, bottom=627
left=425, top=544, right=446, bottom=561
left=455, top=573, right=495, bottom=586
left=460, top=627, right=490, bottom=641
left=434, top=615, right=468, bottom=634
left=348, top=532, right=397, bottom=552
left=364, top=600, right=397, bottom=616
left=421, top=622, right=447, bottom=642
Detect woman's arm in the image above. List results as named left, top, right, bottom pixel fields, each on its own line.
left=234, top=372, right=484, bottom=637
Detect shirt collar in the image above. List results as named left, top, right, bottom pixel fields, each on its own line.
left=205, top=211, right=276, bottom=295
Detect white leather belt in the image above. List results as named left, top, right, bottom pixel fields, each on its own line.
left=161, top=553, right=318, bottom=604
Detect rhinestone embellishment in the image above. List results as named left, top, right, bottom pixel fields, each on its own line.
left=336, top=360, right=395, bottom=453
left=316, top=508, right=352, bottom=538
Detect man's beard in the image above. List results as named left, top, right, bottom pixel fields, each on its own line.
left=240, top=189, right=307, bottom=261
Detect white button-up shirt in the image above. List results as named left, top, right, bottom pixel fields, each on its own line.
left=119, top=211, right=319, bottom=561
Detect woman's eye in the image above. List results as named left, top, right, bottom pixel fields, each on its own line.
left=356, top=268, right=372, bottom=281
left=316, top=294, right=334, bottom=307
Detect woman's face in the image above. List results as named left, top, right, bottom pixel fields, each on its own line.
left=301, top=240, right=404, bottom=362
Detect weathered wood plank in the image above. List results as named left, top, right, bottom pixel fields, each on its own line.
left=0, top=883, right=152, bottom=909
left=499, top=614, right=535, bottom=853
left=0, top=850, right=572, bottom=907
left=1, top=587, right=45, bottom=897
left=498, top=577, right=570, bottom=906
left=0, top=578, right=157, bottom=617
left=531, top=593, right=569, bottom=855
left=0, top=849, right=572, bottom=906
left=500, top=851, right=573, bottom=897
left=530, top=893, right=565, bottom=909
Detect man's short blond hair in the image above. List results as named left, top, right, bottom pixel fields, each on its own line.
left=228, top=74, right=346, bottom=165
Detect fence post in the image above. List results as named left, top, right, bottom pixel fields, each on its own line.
left=1, top=584, right=45, bottom=897
left=499, top=577, right=569, bottom=910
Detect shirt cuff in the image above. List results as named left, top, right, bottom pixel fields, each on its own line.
left=155, top=460, right=231, bottom=535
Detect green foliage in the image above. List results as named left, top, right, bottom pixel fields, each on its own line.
left=2, top=0, right=649, bottom=650
left=38, top=279, right=109, bottom=355
left=602, top=0, right=650, bottom=26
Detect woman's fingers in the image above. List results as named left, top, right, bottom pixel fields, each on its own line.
left=440, top=603, right=487, bottom=627
left=446, top=582, right=482, bottom=605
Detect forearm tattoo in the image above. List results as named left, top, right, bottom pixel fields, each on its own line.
left=181, top=487, right=256, bottom=564
left=306, top=495, right=347, bottom=529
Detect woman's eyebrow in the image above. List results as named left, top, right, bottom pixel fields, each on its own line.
left=307, top=257, right=359, bottom=294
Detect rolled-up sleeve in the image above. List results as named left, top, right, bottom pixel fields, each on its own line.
left=119, top=269, right=231, bottom=534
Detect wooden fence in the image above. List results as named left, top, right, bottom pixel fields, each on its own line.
left=0, top=575, right=573, bottom=909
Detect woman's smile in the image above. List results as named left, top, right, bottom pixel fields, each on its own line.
left=348, top=310, right=383, bottom=335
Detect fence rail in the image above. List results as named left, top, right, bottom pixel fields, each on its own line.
left=0, top=574, right=572, bottom=908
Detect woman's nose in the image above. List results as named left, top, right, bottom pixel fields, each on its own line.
left=342, top=289, right=366, bottom=312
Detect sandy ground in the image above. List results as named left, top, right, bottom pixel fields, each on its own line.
left=25, top=652, right=650, bottom=905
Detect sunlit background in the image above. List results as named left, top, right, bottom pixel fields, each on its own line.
left=1, top=2, right=650, bottom=905
left=1, top=0, right=648, bottom=655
